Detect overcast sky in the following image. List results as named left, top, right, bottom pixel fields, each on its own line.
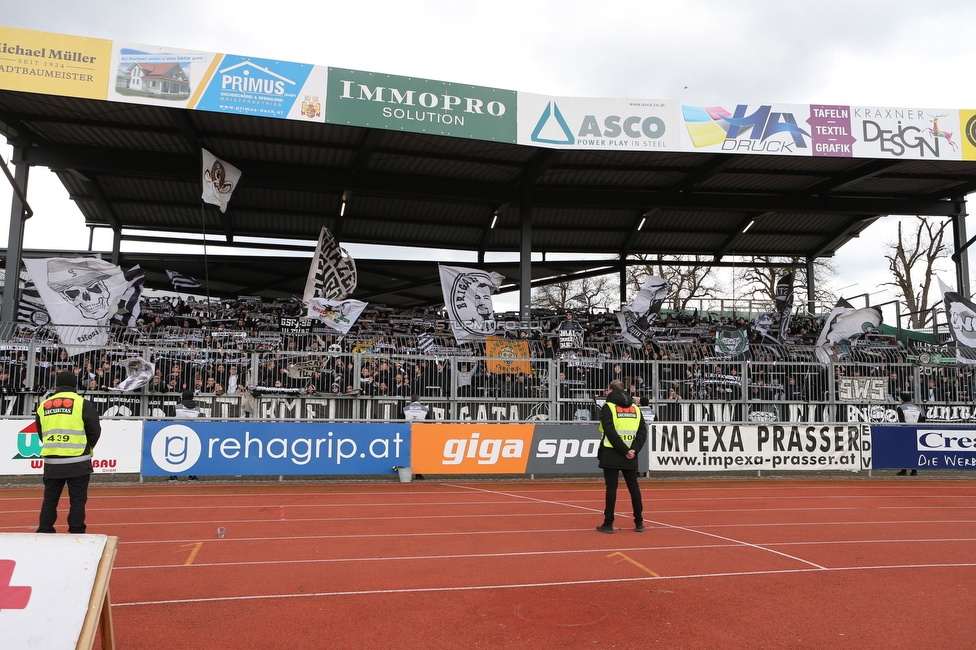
left=2, top=0, right=975, bottom=312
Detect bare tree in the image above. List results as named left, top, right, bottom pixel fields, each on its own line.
left=627, top=254, right=724, bottom=312
left=883, top=216, right=950, bottom=329
left=531, top=273, right=618, bottom=312
left=734, top=256, right=838, bottom=306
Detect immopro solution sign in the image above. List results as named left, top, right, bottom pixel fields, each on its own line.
left=142, top=421, right=409, bottom=476
left=326, top=68, right=516, bottom=142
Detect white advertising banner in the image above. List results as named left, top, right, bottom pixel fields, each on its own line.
left=648, top=423, right=871, bottom=472
left=518, top=93, right=681, bottom=151
left=109, top=40, right=215, bottom=109
left=0, top=420, right=143, bottom=476
left=850, top=107, right=962, bottom=161
left=679, top=102, right=815, bottom=156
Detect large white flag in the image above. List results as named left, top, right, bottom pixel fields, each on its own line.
left=303, top=227, right=358, bottom=303
left=938, top=277, right=976, bottom=364
left=439, top=265, right=505, bottom=341
left=814, top=299, right=883, bottom=364
left=201, top=148, right=242, bottom=213
left=617, top=276, right=669, bottom=345
left=23, top=258, right=137, bottom=350
left=307, top=298, right=367, bottom=335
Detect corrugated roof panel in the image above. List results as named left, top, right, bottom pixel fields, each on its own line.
left=368, top=153, right=515, bottom=183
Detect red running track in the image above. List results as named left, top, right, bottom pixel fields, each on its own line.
left=1, top=478, right=974, bottom=649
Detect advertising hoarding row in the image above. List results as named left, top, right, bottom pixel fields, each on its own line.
left=6, top=418, right=970, bottom=477
left=2, top=25, right=976, bottom=159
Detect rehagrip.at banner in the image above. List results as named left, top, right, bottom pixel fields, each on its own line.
left=142, top=421, right=409, bottom=476
left=648, top=423, right=871, bottom=472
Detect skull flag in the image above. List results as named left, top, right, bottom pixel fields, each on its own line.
left=24, top=257, right=137, bottom=351
left=201, top=148, right=242, bottom=213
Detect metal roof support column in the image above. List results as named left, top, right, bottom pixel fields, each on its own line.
left=519, top=192, right=532, bottom=325
left=806, top=257, right=816, bottom=315
left=619, top=261, right=627, bottom=305
left=952, top=197, right=971, bottom=297
left=0, top=146, right=29, bottom=325
left=111, top=229, right=121, bottom=266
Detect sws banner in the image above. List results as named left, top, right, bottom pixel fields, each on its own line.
left=142, top=421, right=409, bottom=476
left=870, top=425, right=976, bottom=471
left=410, top=423, right=647, bottom=475
left=648, top=423, right=871, bottom=472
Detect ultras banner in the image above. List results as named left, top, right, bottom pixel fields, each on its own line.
left=438, top=265, right=505, bottom=341
left=647, top=423, right=871, bottom=472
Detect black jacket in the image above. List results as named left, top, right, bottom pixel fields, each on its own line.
left=597, top=390, right=647, bottom=471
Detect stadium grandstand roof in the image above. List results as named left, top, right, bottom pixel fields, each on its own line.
left=0, top=26, right=975, bottom=307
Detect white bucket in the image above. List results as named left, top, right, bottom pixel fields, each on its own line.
left=397, top=467, right=413, bottom=483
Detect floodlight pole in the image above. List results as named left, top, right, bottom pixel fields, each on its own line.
left=0, top=145, right=29, bottom=325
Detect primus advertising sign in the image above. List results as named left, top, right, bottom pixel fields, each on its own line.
left=518, top=94, right=680, bottom=151
left=327, top=68, right=516, bottom=142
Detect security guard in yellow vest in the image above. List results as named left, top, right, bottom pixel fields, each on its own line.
left=36, top=371, right=101, bottom=534
left=596, top=380, right=647, bottom=534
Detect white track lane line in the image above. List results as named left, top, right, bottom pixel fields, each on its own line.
left=114, top=562, right=976, bottom=607
left=450, top=482, right=829, bottom=569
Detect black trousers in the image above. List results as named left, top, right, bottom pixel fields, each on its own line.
left=603, top=468, right=643, bottom=526
left=37, top=474, right=90, bottom=534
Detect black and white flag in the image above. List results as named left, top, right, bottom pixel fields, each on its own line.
left=814, top=298, right=883, bottom=364
left=18, top=278, right=50, bottom=326
left=201, top=148, right=242, bottom=213
left=939, top=277, right=976, bottom=364
left=166, top=270, right=201, bottom=291
left=303, top=227, right=358, bottom=303
left=439, top=264, right=505, bottom=341
left=117, top=265, right=145, bottom=327
left=775, top=273, right=795, bottom=341
left=23, top=257, right=143, bottom=350
left=617, top=276, right=669, bottom=345
left=417, top=332, right=435, bottom=355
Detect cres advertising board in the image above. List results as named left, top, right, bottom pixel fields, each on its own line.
left=142, top=421, right=409, bottom=476
left=410, top=423, right=647, bottom=474
left=0, top=419, right=142, bottom=476
left=871, top=425, right=976, bottom=470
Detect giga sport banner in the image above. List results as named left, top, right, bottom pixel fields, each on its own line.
left=410, top=423, right=647, bottom=475
left=648, top=423, right=872, bottom=472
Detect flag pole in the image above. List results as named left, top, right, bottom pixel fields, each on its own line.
left=201, top=200, right=212, bottom=317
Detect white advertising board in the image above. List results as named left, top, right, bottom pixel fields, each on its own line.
left=0, top=420, right=143, bottom=476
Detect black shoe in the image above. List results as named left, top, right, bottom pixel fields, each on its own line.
left=168, top=476, right=178, bottom=481
left=188, top=475, right=198, bottom=481
left=635, top=523, right=645, bottom=533
left=596, top=524, right=614, bottom=534
left=896, top=470, right=907, bottom=476
left=910, top=470, right=917, bottom=476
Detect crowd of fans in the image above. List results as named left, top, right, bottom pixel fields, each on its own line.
left=1, top=295, right=969, bottom=414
